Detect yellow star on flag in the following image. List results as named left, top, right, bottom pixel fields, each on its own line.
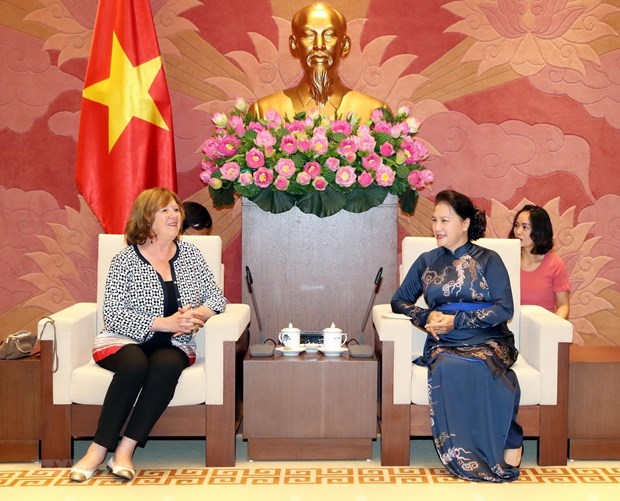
left=82, top=32, right=170, bottom=152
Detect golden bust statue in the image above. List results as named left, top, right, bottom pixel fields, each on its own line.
left=249, top=2, right=386, bottom=122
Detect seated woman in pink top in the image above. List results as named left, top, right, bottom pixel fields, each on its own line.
left=509, top=205, right=570, bottom=319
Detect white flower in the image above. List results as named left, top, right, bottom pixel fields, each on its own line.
left=211, top=112, right=228, bottom=127
left=234, top=97, right=248, bottom=113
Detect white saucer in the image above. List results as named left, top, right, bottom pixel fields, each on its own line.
left=275, top=346, right=306, bottom=356
left=303, top=343, right=320, bottom=353
left=318, top=346, right=348, bottom=357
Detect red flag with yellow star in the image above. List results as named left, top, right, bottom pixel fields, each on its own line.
left=76, top=0, right=177, bottom=233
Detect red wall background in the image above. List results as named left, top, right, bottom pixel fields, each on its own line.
left=1, top=0, right=618, bottom=345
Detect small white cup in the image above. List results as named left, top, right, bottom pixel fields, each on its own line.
left=322, top=323, right=347, bottom=351
left=278, top=323, right=301, bottom=349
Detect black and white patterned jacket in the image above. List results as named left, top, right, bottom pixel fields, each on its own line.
left=95, top=240, right=226, bottom=359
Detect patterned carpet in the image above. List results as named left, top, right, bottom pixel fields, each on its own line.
left=2, top=465, right=619, bottom=487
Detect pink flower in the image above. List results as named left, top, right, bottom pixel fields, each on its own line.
left=255, top=130, right=276, bottom=148
left=358, top=171, right=374, bottom=188
left=311, top=135, right=328, bottom=155
left=253, top=167, right=273, bottom=188
left=298, top=138, right=311, bottom=152
left=285, top=120, right=306, bottom=132
left=375, top=166, right=396, bottom=187
left=362, top=152, right=383, bottom=171
left=373, top=121, right=391, bottom=134
left=304, top=161, right=321, bottom=179
left=325, top=157, right=340, bottom=171
left=380, top=142, right=394, bottom=157
left=396, top=105, right=411, bottom=117
left=408, top=169, right=435, bottom=189
left=229, top=115, right=245, bottom=136
left=344, top=151, right=357, bottom=163
left=216, top=135, right=241, bottom=157
left=238, top=172, right=253, bottom=186
left=245, top=147, right=265, bottom=168
left=247, top=121, right=265, bottom=133
left=370, top=108, right=384, bottom=123
left=401, top=139, right=429, bottom=164
left=221, top=161, right=240, bottom=181
left=201, top=159, right=215, bottom=171
left=296, top=171, right=312, bottom=186
left=199, top=170, right=212, bottom=184
left=202, top=138, right=219, bottom=158
left=335, top=166, right=356, bottom=188
left=331, top=120, right=353, bottom=135
left=275, top=158, right=296, bottom=178
left=312, top=176, right=328, bottom=191
left=280, top=135, right=298, bottom=155
left=356, top=133, right=376, bottom=153
left=338, top=137, right=357, bottom=157
left=390, top=124, right=406, bottom=138
left=265, top=109, right=283, bottom=128
left=274, top=175, right=290, bottom=191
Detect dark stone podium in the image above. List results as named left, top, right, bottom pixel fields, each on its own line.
left=241, top=196, right=397, bottom=346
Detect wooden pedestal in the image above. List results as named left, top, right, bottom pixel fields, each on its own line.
left=243, top=351, right=377, bottom=460
left=568, top=345, right=620, bottom=459
left=0, top=357, right=40, bottom=462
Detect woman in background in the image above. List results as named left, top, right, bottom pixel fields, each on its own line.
left=69, top=188, right=226, bottom=482
left=509, top=205, right=570, bottom=319
left=182, top=201, right=212, bottom=235
left=392, top=190, right=522, bottom=482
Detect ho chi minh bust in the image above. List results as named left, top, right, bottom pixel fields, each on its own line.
left=249, top=2, right=387, bottom=122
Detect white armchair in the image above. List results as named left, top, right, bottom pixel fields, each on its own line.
left=38, top=235, right=250, bottom=467
left=373, top=237, right=573, bottom=466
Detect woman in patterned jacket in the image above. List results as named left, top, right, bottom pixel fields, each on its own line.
left=69, top=188, right=226, bottom=482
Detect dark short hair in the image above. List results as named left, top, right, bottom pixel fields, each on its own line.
left=435, top=190, right=486, bottom=241
left=509, top=204, right=554, bottom=254
left=125, top=188, right=184, bottom=245
left=182, top=201, right=212, bottom=232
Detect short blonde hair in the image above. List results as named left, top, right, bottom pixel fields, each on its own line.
left=124, top=188, right=184, bottom=245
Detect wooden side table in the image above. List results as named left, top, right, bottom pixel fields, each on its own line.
left=0, top=357, right=40, bottom=462
left=243, top=350, right=377, bottom=460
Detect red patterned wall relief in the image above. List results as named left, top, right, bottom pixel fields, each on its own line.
left=0, top=0, right=618, bottom=344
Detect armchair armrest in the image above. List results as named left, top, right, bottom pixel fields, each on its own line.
left=373, top=304, right=415, bottom=405
left=37, top=302, right=97, bottom=405
left=520, top=304, right=573, bottom=405
left=204, top=303, right=251, bottom=405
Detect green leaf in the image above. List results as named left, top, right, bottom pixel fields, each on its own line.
left=236, top=183, right=261, bottom=199
left=296, top=186, right=347, bottom=217
left=209, top=184, right=236, bottom=207
left=343, top=184, right=388, bottom=213
left=250, top=188, right=297, bottom=214
left=399, top=189, right=419, bottom=215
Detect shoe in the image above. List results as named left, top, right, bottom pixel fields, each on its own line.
left=505, top=445, right=524, bottom=468
left=69, top=463, right=101, bottom=482
left=107, top=457, right=135, bottom=481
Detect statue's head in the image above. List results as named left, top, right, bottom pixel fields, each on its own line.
left=289, top=3, right=351, bottom=104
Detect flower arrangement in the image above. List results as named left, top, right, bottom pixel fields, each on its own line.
left=199, top=97, right=433, bottom=218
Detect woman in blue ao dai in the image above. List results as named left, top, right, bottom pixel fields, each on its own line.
left=391, top=190, right=523, bottom=482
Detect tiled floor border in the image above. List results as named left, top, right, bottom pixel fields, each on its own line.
left=1, top=466, right=619, bottom=487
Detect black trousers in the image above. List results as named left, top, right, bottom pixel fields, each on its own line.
left=94, top=333, right=189, bottom=450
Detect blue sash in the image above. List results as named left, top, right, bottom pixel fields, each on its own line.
left=435, top=302, right=493, bottom=312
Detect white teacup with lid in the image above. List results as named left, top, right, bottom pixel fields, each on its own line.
left=278, top=323, right=301, bottom=349
left=322, top=322, right=347, bottom=351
